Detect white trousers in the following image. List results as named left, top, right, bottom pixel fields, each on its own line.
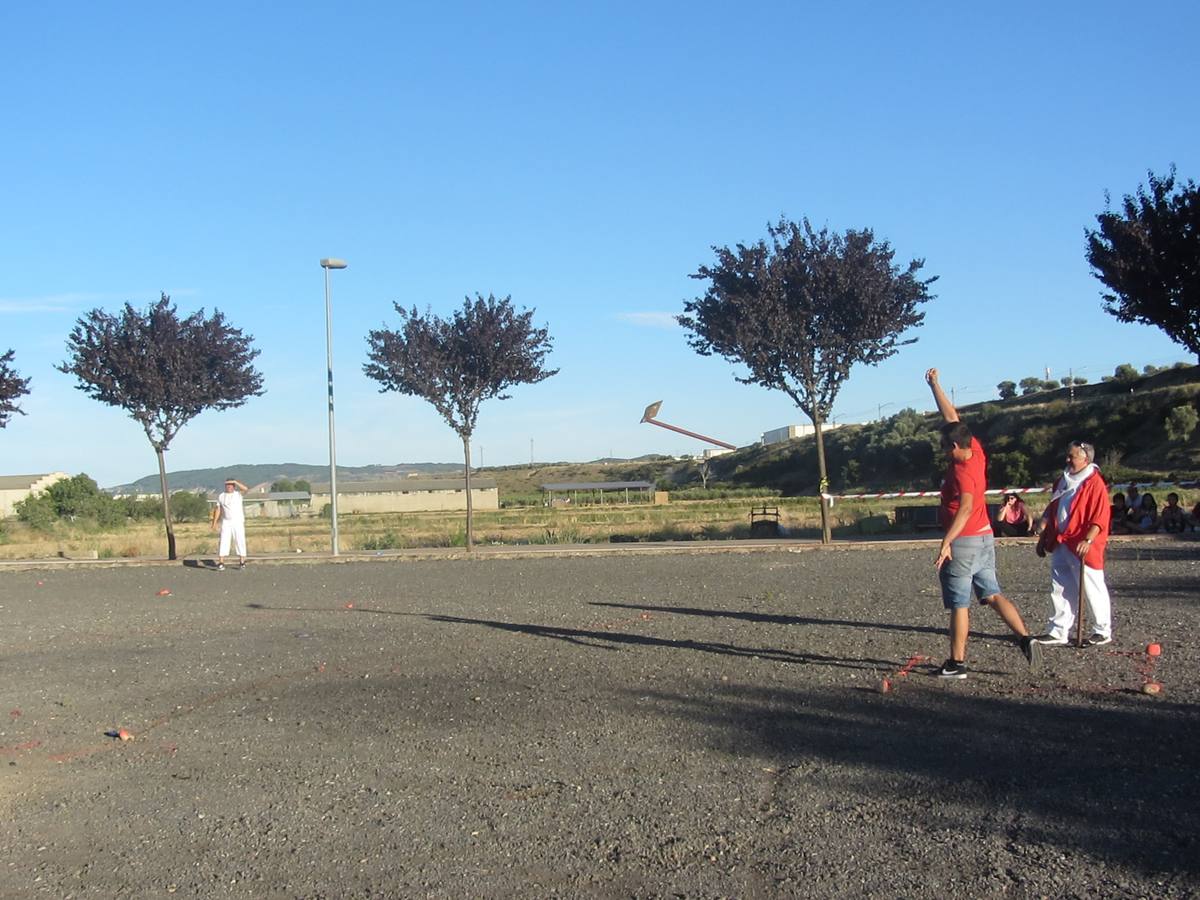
left=218, top=520, right=246, bottom=558
left=1046, top=545, right=1112, bottom=640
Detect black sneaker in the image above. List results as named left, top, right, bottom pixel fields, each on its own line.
left=1020, top=636, right=1043, bottom=669
left=238, top=561, right=246, bottom=570
left=938, top=659, right=968, bottom=680
left=1030, top=633, right=1067, bottom=646
left=1084, top=633, right=1112, bottom=647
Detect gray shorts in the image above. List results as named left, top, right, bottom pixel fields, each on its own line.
left=938, top=534, right=1002, bottom=609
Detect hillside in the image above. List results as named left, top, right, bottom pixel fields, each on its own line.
left=703, top=364, right=1200, bottom=494
left=112, top=462, right=465, bottom=494
left=110, top=367, right=1200, bottom=498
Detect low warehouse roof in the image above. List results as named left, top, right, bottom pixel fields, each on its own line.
left=540, top=481, right=654, bottom=491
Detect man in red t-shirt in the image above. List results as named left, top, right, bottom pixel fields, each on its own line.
left=926, top=368, right=1040, bottom=680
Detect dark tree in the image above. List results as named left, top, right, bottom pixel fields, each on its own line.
left=1019, top=376, right=1043, bottom=396
left=58, top=294, right=264, bottom=559
left=997, top=380, right=1017, bottom=400
left=1087, top=167, right=1200, bottom=361
left=364, top=293, right=557, bottom=550
left=0, top=349, right=31, bottom=428
left=679, top=217, right=935, bottom=542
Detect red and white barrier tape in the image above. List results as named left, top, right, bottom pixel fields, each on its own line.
left=821, top=481, right=1200, bottom=504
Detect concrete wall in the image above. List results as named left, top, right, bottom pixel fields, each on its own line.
left=761, top=422, right=845, bottom=445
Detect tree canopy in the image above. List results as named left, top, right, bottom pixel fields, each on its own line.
left=364, top=293, right=557, bottom=549
left=59, top=294, right=264, bottom=451
left=0, top=349, right=31, bottom=429
left=679, top=217, right=935, bottom=539
left=58, top=293, right=264, bottom=558
left=1086, top=167, right=1200, bottom=361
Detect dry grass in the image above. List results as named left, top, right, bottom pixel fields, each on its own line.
left=0, top=496, right=884, bottom=559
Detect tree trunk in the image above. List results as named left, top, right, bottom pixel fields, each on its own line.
left=812, top=418, right=831, bottom=544
left=462, top=435, right=474, bottom=552
left=155, top=445, right=177, bottom=560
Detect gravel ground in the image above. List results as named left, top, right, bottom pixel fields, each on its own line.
left=1, top=540, right=1198, bottom=898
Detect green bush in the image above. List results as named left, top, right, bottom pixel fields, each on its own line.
left=990, top=451, right=1032, bottom=488
left=1165, top=404, right=1198, bottom=441
left=359, top=531, right=405, bottom=550
left=15, top=493, right=57, bottom=530
left=170, top=491, right=211, bottom=523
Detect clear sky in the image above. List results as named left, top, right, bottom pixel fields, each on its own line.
left=2, top=1, right=1197, bottom=487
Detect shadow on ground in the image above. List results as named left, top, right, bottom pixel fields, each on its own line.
left=620, top=679, right=1200, bottom=877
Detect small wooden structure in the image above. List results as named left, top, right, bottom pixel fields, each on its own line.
left=749, top=505, right=781, bottom=538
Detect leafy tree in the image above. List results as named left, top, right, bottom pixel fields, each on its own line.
left=990, top=451, right=1031, bottom=489
left=58, top=294, right=264, bottom=559
left=997, top=380, right=1017, bottom=400
left=364, top=294, right=557, bottom=550
left=1113, top=363, right=1139, bottom=383
left=15, top=474, right=124, bottom=529
left=679, top=217, right=934, bottom=542
left=1042, top=379, right=1061, bottom=391
left=1086, top=167, right=1200, bottom=361
left=0, top=349, right=31, bottom=429
left=170, top=491, right=212, bottom=523
left=271, top=478, right=312, bottom=494
left=1165, top=404, right=1198, bottom=442
left=1019, top=377, right=1043, bottom=396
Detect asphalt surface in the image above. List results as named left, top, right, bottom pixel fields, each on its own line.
left=1, top=540, right=1198, bottom=898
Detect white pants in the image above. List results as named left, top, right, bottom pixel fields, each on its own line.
left=1046, top=545, right=1112, bottom=640
left=218, top=520, right=246, bottom=559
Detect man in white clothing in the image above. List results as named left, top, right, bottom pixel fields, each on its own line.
left=210, top=478, right=249, bottom=570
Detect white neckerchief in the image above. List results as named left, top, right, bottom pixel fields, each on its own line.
left=1052, top=463, right=1097, bottom=530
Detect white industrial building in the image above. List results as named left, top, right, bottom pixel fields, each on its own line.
left=761, top=423, right=845, bottom=445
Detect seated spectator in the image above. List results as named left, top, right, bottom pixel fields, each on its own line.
left=1191, top=501, right=1200, bottom=532
left=1110, top=492, right=1132, bottom=534
left=993, top=492, right=1034, bottom=536
left=1161, top=493, right=1186, bottom=533
left=1128, top=493, right=1159, bottom=533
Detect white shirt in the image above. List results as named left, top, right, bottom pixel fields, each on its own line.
left=217, top=489, right=244, bottom=524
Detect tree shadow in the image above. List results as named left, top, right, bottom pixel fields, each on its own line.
left=424, top=614, right=896, bottom=671
left=621, top=681, right=1200, bottom=876
left=588, top=600, right=1013, bottom=642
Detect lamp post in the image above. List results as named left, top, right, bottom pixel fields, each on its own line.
left=320, top=258, right=347, bottom=555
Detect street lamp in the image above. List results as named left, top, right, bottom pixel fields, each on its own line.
left=320, top=258, right=347, bottom=555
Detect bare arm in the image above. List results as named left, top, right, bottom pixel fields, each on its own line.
left=925, top=368, right=959, bottom=423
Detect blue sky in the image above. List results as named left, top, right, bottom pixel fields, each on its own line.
left=2, top=1, right=1196, bottom=487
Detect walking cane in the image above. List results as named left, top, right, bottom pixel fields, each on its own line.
left=1076, top=554, right=1087, bottom=648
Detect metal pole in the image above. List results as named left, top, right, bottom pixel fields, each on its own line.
left=324, top=266, right=339, bottom=556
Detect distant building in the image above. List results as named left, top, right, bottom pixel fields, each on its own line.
left=0, top=472, right=69, bottom=518
left=540, top=481, right=654, bottom=505
left=309, top=478, right=499, bottom=514
left=761, top=423, right=845, bottom=446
